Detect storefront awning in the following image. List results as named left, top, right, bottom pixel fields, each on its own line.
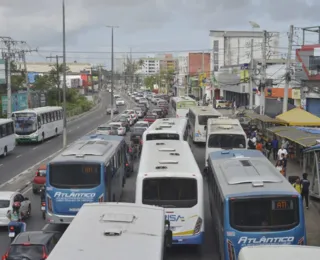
left=267, top=126, right=320, bottom=147
left=276, top=108, right=320, bottom=126
left=245, top=113, right=285, bottom=124
left=304, top=144, right=320, bottom=153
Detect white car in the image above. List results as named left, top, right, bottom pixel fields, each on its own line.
left=120, top=114, right=134, bottom=126
left=135, top=121, right=150, bottom=128
left=0, top=191, right=31, bottom=226
left=123, top=110, right=138, bottom=122
left=116, top=99, right=125, bottom=106
left=109, top=122, right=126, bottom=136
left=96, top=125, right=118, bottom=135
left=134, top=109, right=144, bottom=118
left=134, top=96, right=141, bottom=102
left=114, top=94, right=120, bottom=99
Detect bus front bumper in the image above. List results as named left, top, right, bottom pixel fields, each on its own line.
left=172, top=232, right=204, bottom=245
left=16, top=135, right=39, bottom=143
left=46, top=212, right=74, bottom=224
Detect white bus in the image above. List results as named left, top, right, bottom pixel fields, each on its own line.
left=142, top=118, right=188, bottom=142
left=12, top=106, right=63, bottom=143
left=171, top=96, right=197, bottom=118
left=239, top=245, right=320, bottom=260
left=136, top=140, right=204, bottom=246
left=205, top=117, right=247, bottom=167
left=188, top=106, right=221, bottom=143
left=47, top=202, right=172, bottom=260
left=0, top=119, right=15, bottom=157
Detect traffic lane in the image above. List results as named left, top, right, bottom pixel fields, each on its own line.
left=0, top=93, right=108, bottom=167
left=0, top=93, right=117, bottom=185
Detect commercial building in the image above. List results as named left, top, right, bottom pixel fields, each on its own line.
left=295, top=44, right=320, bottom=116
left=140, top=57, right=160, bottom=75
left=159, top=54, right=177, bottom=72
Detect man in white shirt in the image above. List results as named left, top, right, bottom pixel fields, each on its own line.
left=277, top=145, right=288, bottom=160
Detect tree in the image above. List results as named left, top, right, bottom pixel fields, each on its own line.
left=49, top=63, right=70, bottom=88
left=144, top=75, right=159, bottom=90
left=11, top=62, right=25, bottom=92
left=123, top=58, right=144, bottom=85
left=159, top=68, right=175, bottom=92
left=33, top=75, right=53, bottom=90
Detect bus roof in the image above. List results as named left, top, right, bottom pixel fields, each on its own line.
left=239, top=245, right=320, bottom=260
left=145, top=118, right=187, bottom=134
left=208, top=117, right=241, bottom=126
left=12, top=106, right=62, bottom=114
left=208, top=123, right=246, bottom=135
left=49, top=134, right=125, bottom=163
left=189, top=106, right=221, bottom=116
left=138, top=140, right=201, bottom=177
left=47, top=203, right=166, bottom=260
left=0, top=118, right=13, bottom=124
left=208, top=149, right=298, bottom=197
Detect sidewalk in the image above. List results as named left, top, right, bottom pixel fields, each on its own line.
left=269, top=155, right=320, bottom=246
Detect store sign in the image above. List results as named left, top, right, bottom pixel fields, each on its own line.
left=292, top=89, right=301, bottom=99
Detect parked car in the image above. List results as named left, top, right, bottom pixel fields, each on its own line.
left=32, top=164, right=46, bottom=194
left=143, top=115, right=157, bottom=124
left=96, top=124, right=118, bottom=135
left=109, top=122, right=126, bottom=136
left=106, top=107, right=119, bottom=115
left=116, top=99, right=125, bottom=106
left=2, top=231, right=62, bottom=260
left=0, top=192, right=31, bottom=226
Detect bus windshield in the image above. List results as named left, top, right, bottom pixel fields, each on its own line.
left=198, top=115, right=220, bottom=125
left=49, top=163, right=101, bottom=188
left=230, top=197, right=299, bottom=231
left=13, top=112, right=37, bottom=135
left=142, top=178, right=197, bottom=208
left=146, top=133, right=179, bottom=141
left=208, top=134, right=246, bottom=149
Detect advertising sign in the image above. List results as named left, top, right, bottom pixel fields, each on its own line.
left=0, top=59, right=6, bottom=84
left=28, top=72, right=39, bottom=84
left=1, top=92, right=28, bottom=115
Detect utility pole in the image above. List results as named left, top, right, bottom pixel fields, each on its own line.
left=283, top=25, right=294, bottom=113
left=201, top=51, right=204, bottom=100
left=249, top=39, right=254, bottom=109
left=46, top=55, right=63, bottom=104
left=260, top=30, right=267, bottom=115
left=106, top=25, right=119, bottom=120
left=20, top=51, right=37, bottom=106
left=130, top=47, right=133, bottom=94
left=62, top=0, right=67, bottom=148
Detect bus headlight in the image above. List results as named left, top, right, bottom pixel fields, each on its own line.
left=193, top=217, right=202, bottom=235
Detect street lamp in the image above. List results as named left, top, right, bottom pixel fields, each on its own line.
left=106, top=25, right=119, bottom=120
left=62, top=0, right=67, bottom=148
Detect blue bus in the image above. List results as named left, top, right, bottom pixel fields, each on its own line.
left=45, top=134, right=127, bottom=224
left=205, top=150, right=306, bottom=260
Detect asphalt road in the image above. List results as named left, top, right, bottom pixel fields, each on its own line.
left=0, top=98, right=319, bottom=259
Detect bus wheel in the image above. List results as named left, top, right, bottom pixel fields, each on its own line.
left=41, top=133, right=45, bottom=143
left=55, top=128, right=58, bottom=136
left=1, top=147, right=7, bottom=157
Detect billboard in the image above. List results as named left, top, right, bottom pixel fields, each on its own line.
left=1, top=92, right=28, bottom=115
left=0, top=59, right=6, bottom=84
left=28, top=72, right=40, bottom=84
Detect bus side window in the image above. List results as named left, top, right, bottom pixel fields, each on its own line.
left=37, top=116, right=42, bottom=129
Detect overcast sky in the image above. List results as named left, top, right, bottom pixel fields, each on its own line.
left=1, top=0, right=320, bottom=65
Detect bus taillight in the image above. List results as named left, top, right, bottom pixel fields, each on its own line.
left=227, top=239, right=236, bottom=260
left=193, top=217, right=202, bottom=235
left=47, top=197, right=53, bottom=213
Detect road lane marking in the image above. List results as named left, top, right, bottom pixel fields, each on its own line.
left=16, top=155, right=22, bottom=158
left=32, top=147, right=38, bottom=150
left=22, top=186, right=31, bottom=195
left=0, top=164, right=3, bottom=167
left=42, top=224, right=49, bottom=231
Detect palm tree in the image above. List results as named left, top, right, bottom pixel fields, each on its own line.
left=49, top=63, right=70, bottom=104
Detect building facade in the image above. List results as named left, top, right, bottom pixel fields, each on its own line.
left=140, top=58, right=160, bottom=75
left=159, top=54, right=177, bottom=72
left=296, top=44, right=320, bottom=116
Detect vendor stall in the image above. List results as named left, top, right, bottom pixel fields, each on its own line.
left=276, top=108, right=320, bottom=126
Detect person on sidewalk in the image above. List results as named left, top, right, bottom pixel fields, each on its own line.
left=277, top=145, right=288, bottom=160
left=293, top=177, right=301, bottom=194
left=301, top=173, right=310, bottom=209
left=271, top=136, right=278, bottom=160
left=256, top=141, right=263, bottom=153
left=265, top=139, right=272, bottom=159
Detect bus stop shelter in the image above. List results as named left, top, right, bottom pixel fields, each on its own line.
left=276, top=108, right=320, bottom=126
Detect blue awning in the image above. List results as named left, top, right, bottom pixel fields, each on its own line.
left=304, top=144, right=320, bottom=153
left=296, top=127, right=320, bottom=135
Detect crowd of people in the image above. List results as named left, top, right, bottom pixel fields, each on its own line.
left=247, top=127, right=310, bottom=209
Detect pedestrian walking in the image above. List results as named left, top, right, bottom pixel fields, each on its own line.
left=301, top=173, right=310, bottom=209
left=277, top=145, right=288, bottom=160
left=292, top=177, right=302, bottom=194
left=271, top=136, right=278, bottom=161
left=256, top=141, right=263, bottom=152
left=265, top=139, right=272, bottom=159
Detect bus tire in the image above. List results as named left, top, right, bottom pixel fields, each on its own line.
left=55, top=128, right=58, bottom=136
left=41, top=133, right=45, bottom=143
left=1, top=146, right=7, bottom=157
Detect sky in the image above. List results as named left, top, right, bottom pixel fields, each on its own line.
left=1, top=0, right=320, bottom=67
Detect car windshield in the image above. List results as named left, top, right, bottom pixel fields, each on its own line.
left=0, top=200, right=10, bottom=208
left=119, top=118, right=127, bottom=122
left=9, top=245, right=43, bottom=259
left=117, top=100, right=124, bottom=102
left=97, top=126, right=111, bottom=131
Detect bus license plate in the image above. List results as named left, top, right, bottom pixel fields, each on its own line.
left=41, top=206, right=45, bottom=210
left=9, top=232, right=15, bottom=237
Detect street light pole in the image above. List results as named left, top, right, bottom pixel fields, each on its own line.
left=62, top=0, right=67, bottom=148
left=106, top=25, right=119, bottom=120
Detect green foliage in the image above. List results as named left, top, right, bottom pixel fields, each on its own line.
left=144, top=75, right=159, bottom=90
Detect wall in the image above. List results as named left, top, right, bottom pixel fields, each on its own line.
left=19, top=62, right=91, bottom=74
left=188, top=53, right=210, bottom=77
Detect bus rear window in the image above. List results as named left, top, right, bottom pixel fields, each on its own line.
left=230, top=197, right=299, bottom=231
left=142, top=178, right=197, bottom=208
left=208, top=134, right=246, bottom=149
left=198, top=115, right=220, bottom=125
left=49, top=164, right=101, bottom=188
left=146, top=133, right=179, bottom=141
